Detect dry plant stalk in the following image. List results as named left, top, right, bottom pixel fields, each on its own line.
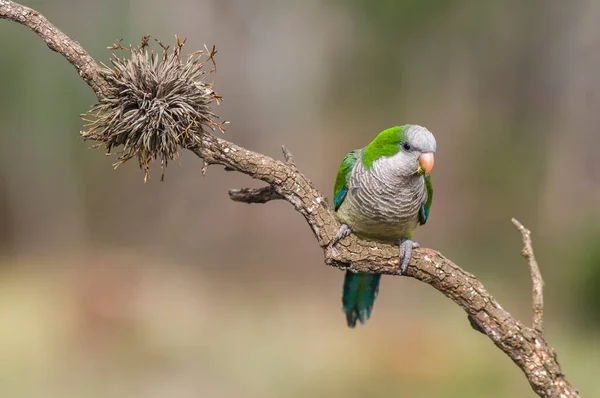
left=81, top=36, right=225, bottom=181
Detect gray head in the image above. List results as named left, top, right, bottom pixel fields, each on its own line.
left=403, top=124, right=436, bottom=175
left=406, top=125, right=437, bottom=155
left=363, top=124, right=436, bottom=177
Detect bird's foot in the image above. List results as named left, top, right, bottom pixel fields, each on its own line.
left=398, top=238, right=419, bottom=274
left=328, top=224, right=352, bottom=253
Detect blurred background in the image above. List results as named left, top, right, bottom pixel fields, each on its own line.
left=0, top=0, right=599, bottom=397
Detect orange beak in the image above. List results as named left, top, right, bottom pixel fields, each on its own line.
left=418, top=153, right=435, bottom=176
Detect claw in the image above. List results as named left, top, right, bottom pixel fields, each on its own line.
left=398, top=238, right=419, bottom=274
left=329, top=224, right=352, bottom=250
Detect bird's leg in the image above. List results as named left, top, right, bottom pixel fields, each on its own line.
left=329, top=224, right=353, bottom=250
left=398, top=238, right=420, bottom=274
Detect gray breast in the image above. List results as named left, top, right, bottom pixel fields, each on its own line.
left=336, top=153, right=427, bottom=242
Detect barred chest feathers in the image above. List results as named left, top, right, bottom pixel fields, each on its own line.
left=335, top=150, right=428, bottom=242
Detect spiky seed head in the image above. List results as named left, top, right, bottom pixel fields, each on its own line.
left=81, top=36, right=224, bottom=181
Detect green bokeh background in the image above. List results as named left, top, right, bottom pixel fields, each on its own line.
left=0, top=1, right=599, bottom=397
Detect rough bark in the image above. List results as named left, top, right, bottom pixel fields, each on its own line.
left=0, top=1, right=580, bottom=396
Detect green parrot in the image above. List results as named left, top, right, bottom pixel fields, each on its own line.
left=329, top=125, right=436, bottom=327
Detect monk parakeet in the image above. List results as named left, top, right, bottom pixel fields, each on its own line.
left=329, top=125, right=436, bottom=327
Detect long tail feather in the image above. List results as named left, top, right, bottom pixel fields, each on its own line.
left=342, top=271, right=381, bottom=328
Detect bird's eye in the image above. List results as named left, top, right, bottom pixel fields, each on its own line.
left=402, top=142, right=411, bottom=151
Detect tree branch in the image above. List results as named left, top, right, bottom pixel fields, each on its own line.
left=0, top=2, right=579, bottom=396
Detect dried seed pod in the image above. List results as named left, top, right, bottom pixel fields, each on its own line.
left=81, top=36, right=224, bottom=181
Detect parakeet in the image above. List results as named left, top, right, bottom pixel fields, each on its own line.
left=329, top=125, right=436, bottom=327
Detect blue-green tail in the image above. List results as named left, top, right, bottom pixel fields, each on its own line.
left=342, top=271, right=381, bottom=328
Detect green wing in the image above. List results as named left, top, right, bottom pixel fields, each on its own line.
left=333, top=150, right=359, bottom=211
left=419, top=175, right=433, bottom=225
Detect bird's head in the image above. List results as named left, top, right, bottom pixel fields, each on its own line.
left=405, top=125, right=436, bottom=176
left=362, top=125, right=437, bottom=177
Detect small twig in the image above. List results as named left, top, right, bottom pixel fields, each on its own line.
left=281, top=145, right=295, bottom=166
left=512, top=218, right=544, bottom=333
left=229, top=186, right=283, bottom=203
